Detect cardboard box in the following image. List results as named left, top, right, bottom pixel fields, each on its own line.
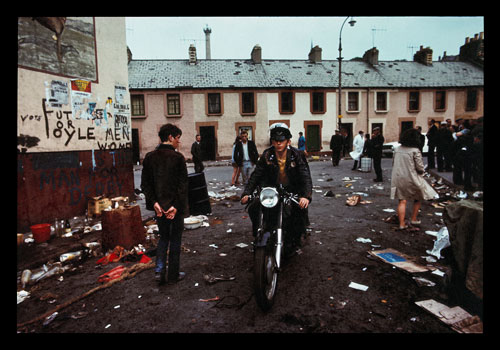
left=88, top=196, right=112, bottom=217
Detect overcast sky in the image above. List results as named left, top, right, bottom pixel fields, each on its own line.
left=125, top=16, right=484, bottom=62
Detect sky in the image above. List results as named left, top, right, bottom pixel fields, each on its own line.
left=125, top=16, right=484, bottom=62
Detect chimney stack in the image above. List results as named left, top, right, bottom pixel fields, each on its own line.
left=189, top=44, right=197, bottom=65
left=413, top=46, right=433, bottom=65
left=203, top=25, right=212, bottom=60
left=308, top=45, right=322, bottom=63
left=363, top=47, right=379, bottom=65
left=251, top=45, right=262, bottom=64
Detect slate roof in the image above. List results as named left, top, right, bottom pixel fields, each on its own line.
left=128, top=59, right=483, bottom=90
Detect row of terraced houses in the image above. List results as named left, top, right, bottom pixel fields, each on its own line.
left=128, top=31, right=483, bottom=163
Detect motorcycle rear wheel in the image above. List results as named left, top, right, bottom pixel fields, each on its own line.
left=254, top=245, right=278, bottom=311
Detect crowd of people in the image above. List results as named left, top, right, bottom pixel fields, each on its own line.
left=425, top=117, right=483, bottom=191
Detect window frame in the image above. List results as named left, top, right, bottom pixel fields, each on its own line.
left=375, top=91, right=388, bottom=113
left=206, top=92, right=224, bottom=116
left=310, top=91, right=326, bottom=114
left=240, top=91, right=257, bottom=116
left=131, top=93, right=146, bottom=117
left=166, top=93, right=182, bottom=117
left=434, top=90, right=447, bottom=112
left=346, top=91, right=360, bottom=112
left=466, top=88, right=478, bottom=111
left=279, top=91, right=295, bottom=114
left=408, top=90, right=420, bottom=112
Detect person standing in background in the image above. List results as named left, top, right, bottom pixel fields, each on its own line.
left=190, top=134, right=204, bottom=173
left=371, top=127, right=385, bottom=182
left=234, top=130, right=259, bottom=185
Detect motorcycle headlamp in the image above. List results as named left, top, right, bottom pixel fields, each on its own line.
left=260, top=187, right=279, bottom=208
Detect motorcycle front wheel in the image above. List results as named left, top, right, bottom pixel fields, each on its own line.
left=254, top=245, right=278, bottom=311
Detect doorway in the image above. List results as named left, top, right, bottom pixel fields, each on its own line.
left=340, top=123, right=353, bottom=156
left=199, top=126, right=216, bottom=161
left=306, top=124, right=321, bottom=152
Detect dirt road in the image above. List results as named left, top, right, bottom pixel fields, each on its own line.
left=17, top=157, right=481, bottom=333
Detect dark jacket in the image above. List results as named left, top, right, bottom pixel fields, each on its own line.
left=436, top=127, right=453, bottom=150
left=190, top=141, right=203, bottom=163
left=330, top=134, right=343, bottom=150
left=243, top=146, right=313, bottom=202
left=234, top=140, right=259, bottom=167
left=427, top=124, right=438, bottom=146
left=371, top=134, right=385, bottom=158
left=141, top=144, right=189, bottom=216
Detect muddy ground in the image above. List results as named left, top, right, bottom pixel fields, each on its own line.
left=17, top=157, right=483, bottom=333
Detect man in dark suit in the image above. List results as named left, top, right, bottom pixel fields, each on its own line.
left=330, top=129, right=343, bottom=166
left=191, top=134, right=204, bottom=173
left=141, top=124, right=189, bottom=285
left=371, top=127, right=385, bottom=182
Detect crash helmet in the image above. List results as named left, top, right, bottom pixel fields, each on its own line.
left=269, top=122, right=292, bottom=141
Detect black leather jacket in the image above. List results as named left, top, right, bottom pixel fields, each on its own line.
left=242, top=146, right=313, bottom=202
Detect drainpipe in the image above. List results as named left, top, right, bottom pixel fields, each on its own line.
left=366, top=88, right=370, bottom=133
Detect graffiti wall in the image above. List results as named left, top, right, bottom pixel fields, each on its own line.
left=17, top=17, right=133, bottom=230
left=18, top=79, right=131, bottom=153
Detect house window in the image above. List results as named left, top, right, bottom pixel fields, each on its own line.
left=131, top=94, right=145, bottom=116
left=207, top=93, right=222, bottom=115
left=311, top=92, right=325, bottom=113
left=376, top=91, right=388, bottom=112
left=280, top=91, right=294, bottom=114
left=466, top=89, right=478, bottom=111
left=241, top=92, right=255, bottom=114
left=435, top=90, right=446, bottom=111
left=167, top=94, right=181, bottom=116
left=408, top=91, right=420, bottom=112
left=347, top=91, right=359, bottom=111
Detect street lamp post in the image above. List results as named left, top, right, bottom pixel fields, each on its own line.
left=338, top=16, right=356, bottom=131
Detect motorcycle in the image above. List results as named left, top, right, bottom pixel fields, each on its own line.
left=245, top=184, right=301, bottom=311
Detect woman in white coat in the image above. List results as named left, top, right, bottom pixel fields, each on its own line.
left=391, top=128, right=439, bottom=230
left=349, top=130, right=365, bottom=170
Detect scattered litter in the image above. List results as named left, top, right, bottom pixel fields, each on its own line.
left=199, top=296, right=220, bottom=302
left=17, top=290, right=30, bottom=304
left=323, top=190, right=335, bottom=197
left=114, top=305, right=120, bottom=309
left=432, top=269, right=446, bottom=277
left=426, top=227, right=450, bottom=259
left=219, top=253, right=227, bottom=257
left=434, top=212, right=443, bottom=216
left=203, top=274, right=236, bottom=284
left=209, top=244, right=218, bottom=249
left=43, top=312, right=58, bottom=327
left=235, top=243, right=248, bottom=248
left=415, top=299, right=483, bottom=333
left=226, top=229, right=232, bottom=233
left=425, top=231, right=438, bottom=237
left=383, top=208, right=395, bottom=213
left=423, top=255, right=437, bottom=263
left=369, top=248, right=431, bottom=273
left=356, top=237, right=372, bottom=244
left=346, top=195, right=361, bottom=206
left=413, top=277, right=436, bottom=287
left=105, top=324, right=111, bottom=329
left=349, top=282, right=369, bottom=291
left=456, top=191, right=468, bottom=199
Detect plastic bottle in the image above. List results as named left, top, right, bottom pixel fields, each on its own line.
left=60, top=250, right=83, bottom=263
left=64, top=219, right=71, bottom=234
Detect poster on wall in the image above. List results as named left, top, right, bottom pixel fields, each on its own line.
left=18, top=17, right=97, bottom=81
left=45, top=80, right=69, bottom=108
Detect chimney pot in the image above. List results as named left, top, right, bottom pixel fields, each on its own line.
left=251, top=45, right=262, bottom=64
left=189, top=44, right=197, bottom=65
left=308, top=45, right=322, bottom=63
left=363, top=47, right=379, bottom=65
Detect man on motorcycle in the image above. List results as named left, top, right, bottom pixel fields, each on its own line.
left=241, top=123, right=313, bottom=250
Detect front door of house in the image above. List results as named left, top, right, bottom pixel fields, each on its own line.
left=199, top=126, right=216, bottom=161
left=306, top=124, right=320, bottom=152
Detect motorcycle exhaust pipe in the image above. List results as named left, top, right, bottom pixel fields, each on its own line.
left=275, top=228, right=283, bottom=269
